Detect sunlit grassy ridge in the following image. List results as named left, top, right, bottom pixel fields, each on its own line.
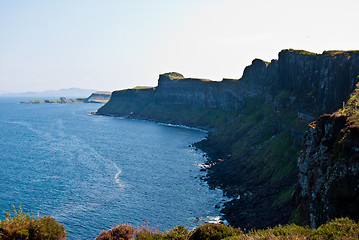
left=132, top=86, right=155, bottom=90
left=283, top=49, right=317, bottom=56
left=1, top=206, right=358, bottom=240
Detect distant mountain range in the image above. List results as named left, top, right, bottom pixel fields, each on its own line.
left=0, top=88, right=97, bottom=98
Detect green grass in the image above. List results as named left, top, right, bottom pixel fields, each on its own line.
left=161, top=72, right=185, bottom=79
left=272, top=187, right=295, bottom=207
left=132, top=86, right=155, bottom=90
left=323, top=50, right=359, bottom=57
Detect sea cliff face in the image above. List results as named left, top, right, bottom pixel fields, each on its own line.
left=96, top=49, right=359, bottom=228
left=297, top=85, right=359, bottom=228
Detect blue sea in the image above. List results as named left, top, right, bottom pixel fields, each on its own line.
left=0, top=97, right=224, bottom=239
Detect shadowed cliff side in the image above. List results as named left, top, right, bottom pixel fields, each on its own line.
left=96, top=49, right=359, bottom=229
left=296, top=83, right=359, bottom=228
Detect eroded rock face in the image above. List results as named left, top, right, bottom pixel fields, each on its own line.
left=298, top=112, right=359, bottom=228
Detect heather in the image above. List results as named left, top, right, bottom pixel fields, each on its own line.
left=0, top=206, right=67, bottom=240
left=1, top=207, right=358, bottom=240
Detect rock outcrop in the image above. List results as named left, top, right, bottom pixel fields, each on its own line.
left=84, top=91, right=112, bottom=103
left=96, top=49, right=359, bottom=229
left=297, top=85, right=359, bottom=228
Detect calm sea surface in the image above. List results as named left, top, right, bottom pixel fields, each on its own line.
left=0, top=97, right=224, bottom=239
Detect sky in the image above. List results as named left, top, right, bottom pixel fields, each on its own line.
left=1, top=0, right=359, bottom=93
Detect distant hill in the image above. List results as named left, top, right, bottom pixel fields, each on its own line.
left=0, top=88, right=97, bottom=98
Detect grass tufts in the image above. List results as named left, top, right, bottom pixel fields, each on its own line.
left=0, top=205, right=67, bottom=240
left=95, top=223, right=135, bottom=240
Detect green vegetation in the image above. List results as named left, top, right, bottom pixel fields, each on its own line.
left=323, top=50, right=359, bottom=57
left=1, top=206, right=358, bottom=239
left=337, top=82, right=359, bottom=125
left=328, top=82, right=359, bottom=163
left=0, top=205, right=67, bottom=240
left=188, top=223, right=242, bottom=240
left=90, top=219, right=359, bottom=239
left=95, top=224, right=135, bottom=240
left=161, top=72, right=185, bottom=79
left=132, top=86, right=155, bottom=90
left=272, top=187, right=295, bottom=207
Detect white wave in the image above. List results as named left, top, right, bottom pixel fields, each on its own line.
left=196, top=163, right=211, bottom=169
left=204, top=216, right=222, bottom=224
left=157, top=122, right=208, bottom=133
left=188, top=216, right=223, bottom=224
left=113, top=162, right=125, bottom=188
left=5, top=119, right=126, bottom=189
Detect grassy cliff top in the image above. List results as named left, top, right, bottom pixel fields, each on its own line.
left=132, top=86, right=155, bottom=90
left=335, top=82, right=359, bottom=129
left=323, top=50, right=359, bottom=56
left=161, top=72, right=185, bottom=79
left=92, top=91, right=112, bottom=95
left=282, top=49, right=317, bottom=55
left=282, top=49, right=359, bottom=58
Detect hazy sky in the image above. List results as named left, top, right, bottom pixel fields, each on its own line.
left=1, top=0, right=358, bottom=93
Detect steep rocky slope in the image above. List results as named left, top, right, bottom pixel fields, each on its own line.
left=96, top=49, right=359, bottom=229
left=83, top=91, right=112, bottom=103
left=297, top=84, right=359, bottom=228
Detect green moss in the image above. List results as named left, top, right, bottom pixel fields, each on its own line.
left=277, top=90, right=291, bottom=102
left=272, top=187, right=295, bottom=207
left=289, top=206, right=303, bottom=225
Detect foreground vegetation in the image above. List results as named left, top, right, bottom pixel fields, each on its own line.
left=1, top=206, right=359, bottom=240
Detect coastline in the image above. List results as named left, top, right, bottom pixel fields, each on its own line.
left=94, top=111, right=231, bottom=224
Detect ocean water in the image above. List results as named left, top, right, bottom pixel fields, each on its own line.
left=0, top=97, right=224, bottom=239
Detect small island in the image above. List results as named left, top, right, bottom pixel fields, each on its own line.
left=20, top=91, right=112, bottom=104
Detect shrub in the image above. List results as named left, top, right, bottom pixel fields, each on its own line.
left=135, top=225, right=164, bottom=240
left=311, top=217, right=359, bottom=240
left=95, top=223, right=135, bottom=240
left=246, top=223, right=311, bottom=239
left=135, top=225, right=189, bottom=240
left=163, top=225, right=188, bottom=240
left=0, top=205, right=67, bottom=240
left=188, top=223, right=242, bottom=240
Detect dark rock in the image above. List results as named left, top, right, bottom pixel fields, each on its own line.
left=297, top=95, right=359, bottom=227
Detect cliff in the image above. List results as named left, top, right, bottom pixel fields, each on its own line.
left=297, top=84, right=359, bottom=228
left=83, top=91, right=112, bottom=103
left=96, top=49, right=359, bottom=229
